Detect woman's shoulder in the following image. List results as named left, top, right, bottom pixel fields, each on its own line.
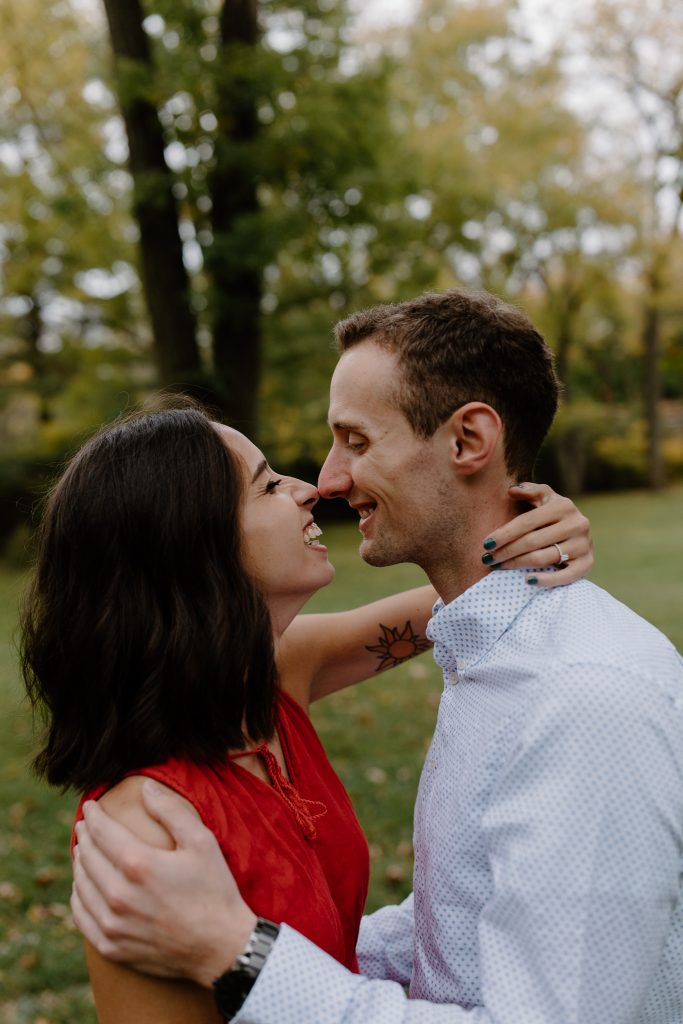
left=99, top=775, right=197, bottom=850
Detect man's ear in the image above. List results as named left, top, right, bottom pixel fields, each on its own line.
left=446, top=402, right=502, bottom=476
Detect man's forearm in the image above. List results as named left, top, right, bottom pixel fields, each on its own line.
left=235, top=925, right=476, bottom=1024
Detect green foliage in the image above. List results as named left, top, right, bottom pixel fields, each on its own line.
left=134, top=0, right=420, bottom=380
left=1, top=0, right=682, bottom=499
left=0, top=0, right=139, bottom=347
left=0, top=0, right=152, bottom=540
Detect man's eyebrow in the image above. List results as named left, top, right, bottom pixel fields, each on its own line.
left=251, top=458, right=268, bottom=483
left=329, top=419, right=367, bottom=432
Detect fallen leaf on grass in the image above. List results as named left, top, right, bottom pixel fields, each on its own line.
left=9, top=799, right=38, bottom=826
left=35, top=866, right=59, bottom=887
left=384, top=863, right=407, bottom=884
left=0, top=881, right=20, bottom=903
left=27, top=901, right=70, bottom=923
left=19, top=951, right=39, bottom=970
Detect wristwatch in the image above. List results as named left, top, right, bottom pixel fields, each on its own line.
left=212, top=917, right=280, bottom=1021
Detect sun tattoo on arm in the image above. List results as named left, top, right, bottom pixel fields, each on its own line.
left=365, top=621, right=432, bottom=672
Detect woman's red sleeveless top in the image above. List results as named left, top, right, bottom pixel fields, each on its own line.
left=73, top=691, right=369, bottom=971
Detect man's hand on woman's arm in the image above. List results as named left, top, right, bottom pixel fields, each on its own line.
left=71, top=780, right=256, bottom=989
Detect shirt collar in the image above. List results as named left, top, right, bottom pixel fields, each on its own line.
left=427, top=569, right=540, bottom=674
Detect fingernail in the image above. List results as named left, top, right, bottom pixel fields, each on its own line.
left=526, top=575, right=539, bottom=586
left=75, top=820, right=84, bottom=836
left=481, top=553, right=496, bottom=565
left=143, top=779, right=162, bottom=796
left=483, top=537, right=496, bottom=551
left=515, top=483, right=528, bottom=490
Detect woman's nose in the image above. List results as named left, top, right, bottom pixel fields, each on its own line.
left=295, top=479, right=319, bottom=508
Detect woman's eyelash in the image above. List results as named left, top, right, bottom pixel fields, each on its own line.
left=263, top=478, right=283, bottom=494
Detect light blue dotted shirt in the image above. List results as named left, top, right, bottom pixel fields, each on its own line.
left=237, top=572, right=683, bottom=1023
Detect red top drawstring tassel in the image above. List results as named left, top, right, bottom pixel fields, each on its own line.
left=229, top=744, right=327, bottom=840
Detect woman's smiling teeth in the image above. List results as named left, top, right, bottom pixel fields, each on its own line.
left=303, top=522, right=323, bottom=546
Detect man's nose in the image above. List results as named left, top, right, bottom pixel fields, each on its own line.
left=318, top=448, right=352, bottom=500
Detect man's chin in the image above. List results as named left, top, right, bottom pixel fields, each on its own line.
left=358, top=538, right=403, bottom=568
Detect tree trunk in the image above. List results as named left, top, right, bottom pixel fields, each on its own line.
left=207, top=0, right=262, bottom=438
left=22, top=297, right=51, bottom=423
left=555, top=317, right=573, bottom=405
left=102, top=0, right=200, bottom=385
left=554, top=285, right=581, bottom=405
left=642, top=266, right=664, bottom=489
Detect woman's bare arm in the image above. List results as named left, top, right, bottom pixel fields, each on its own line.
left=279, top=584, right=436, bottom=708
left=82, top=777, right=222, bottom=1024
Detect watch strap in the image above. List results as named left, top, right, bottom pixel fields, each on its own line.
left=212, top=917, right=280, bottom=1020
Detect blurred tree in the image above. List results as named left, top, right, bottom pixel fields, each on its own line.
left=0, top=0, right=142, bottom=435
left=4, top=0, right=678, bottom=503
left=580, top=0, right=683, bottom=488
left=376, top=0, right=683, bottom=493
left=389, top=0, right=629, bottom=404
left=100, top=0, right=410, bottom=437
left=101, top=0, right=201, bottom=388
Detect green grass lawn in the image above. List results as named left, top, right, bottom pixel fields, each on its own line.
left=1, top=486, right=682, bottom=1023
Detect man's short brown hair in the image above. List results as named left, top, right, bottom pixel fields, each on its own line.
left=334, top=288, right=560, bottom=479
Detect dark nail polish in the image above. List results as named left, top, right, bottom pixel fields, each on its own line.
left=482, top=553, right=496, bottom=565
left=483, top=537, right=496, bottom=551
left=526, top=575, right=539, bottom=586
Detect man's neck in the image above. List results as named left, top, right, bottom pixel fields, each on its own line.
left=426, top=560, right=488, bottom=609
left=425, top=495, right=518, bottom=607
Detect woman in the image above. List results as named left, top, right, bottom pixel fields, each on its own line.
left=21, top=404, right=591, bottom=1023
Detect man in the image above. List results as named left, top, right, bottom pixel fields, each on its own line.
left=73, top=289, right=683, bottom=1022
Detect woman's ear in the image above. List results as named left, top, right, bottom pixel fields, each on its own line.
left=446, top=402, right=502, bottom=476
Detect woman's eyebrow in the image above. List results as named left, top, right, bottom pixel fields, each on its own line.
left=251, top=459, right=268, bottom=483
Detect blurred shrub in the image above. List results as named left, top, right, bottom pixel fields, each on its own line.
left=1, top=521, right=35, bottom=567
left=538, top=402, right=614, bottom=495
left=537, top=401, right=683, bottom=494
left=0, top=349, right=152, bottom=544
left=592, top=420, right=649, bottom=491
left=0, top=442, right=69, bottom=543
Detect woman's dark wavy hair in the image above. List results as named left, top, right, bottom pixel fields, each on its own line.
left=20, top=402, right=278, bottom=792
